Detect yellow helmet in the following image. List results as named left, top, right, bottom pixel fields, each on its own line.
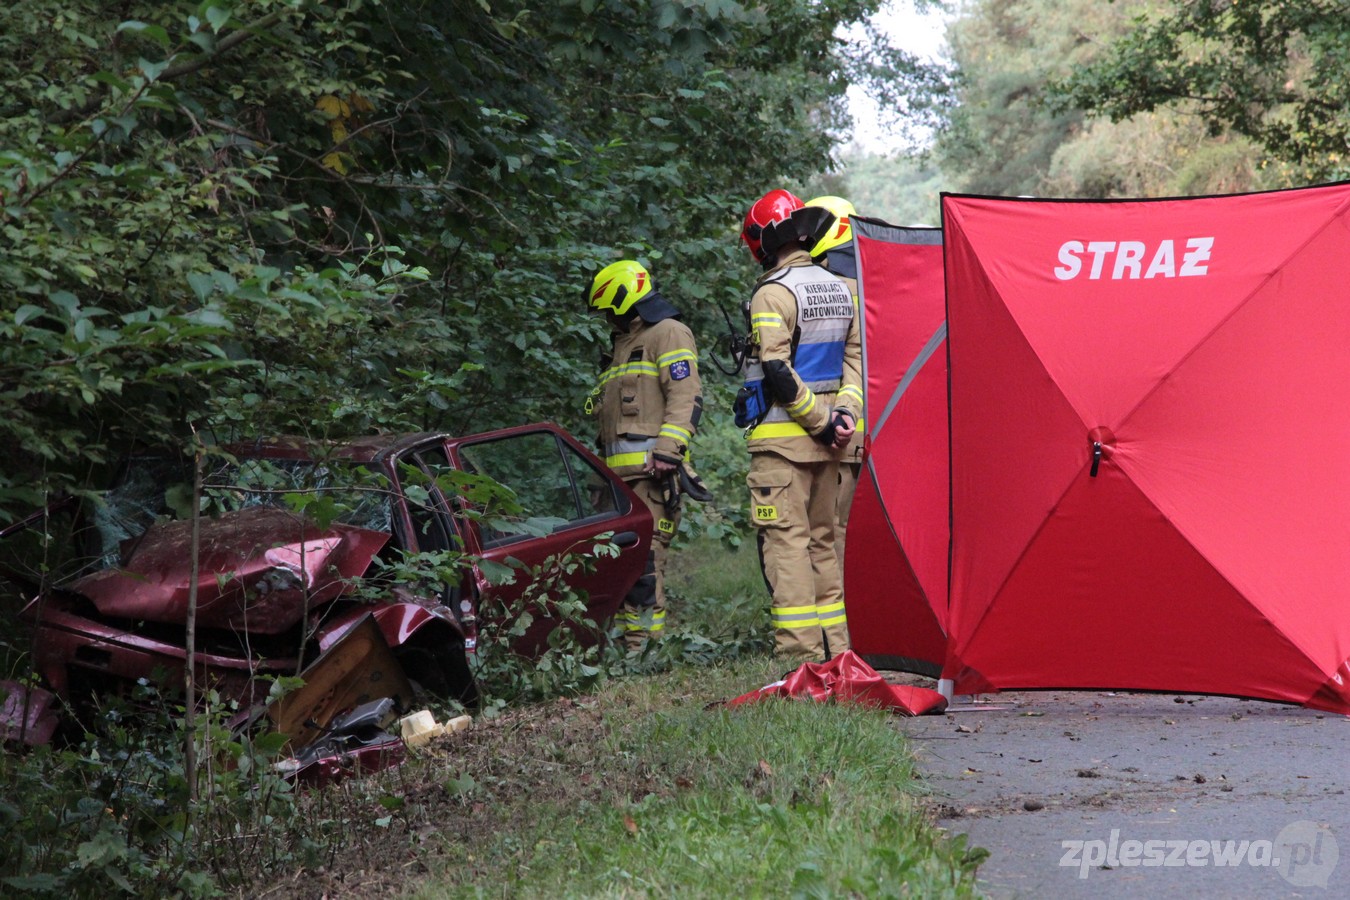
left=806, top=195, right=856, bottom=257
left=587, top=260, right=653, bottom=316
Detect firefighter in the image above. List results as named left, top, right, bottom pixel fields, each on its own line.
left=806, top=195, right=864, bottom=569
left=585, top=260, right=705, bottom=650
left=738, top=189, right=862, bottom=661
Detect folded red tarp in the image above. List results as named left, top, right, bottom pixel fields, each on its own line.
left=728, top=650, right=947, bottom=715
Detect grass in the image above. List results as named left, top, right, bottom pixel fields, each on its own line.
left=663, top=529, right=771, bottom=646
left=395, top=535, right=985, bottom=899
left=406, top=658, right=983, bottom=899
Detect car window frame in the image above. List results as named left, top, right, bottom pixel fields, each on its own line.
left=445, top=425, right=634, bottom=550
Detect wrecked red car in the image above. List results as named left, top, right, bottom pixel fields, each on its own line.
left=3, top=423, right=652, bottom=740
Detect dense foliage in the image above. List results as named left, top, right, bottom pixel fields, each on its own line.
left=0, top=0, right=937, bottom=524
left=928, top=0, right=1327, bottom=199
left=1058, top=0, right=1350, bottom=186
left=13, top=0, right=1349, bottom=892
left=766, top=2, right=1348, bottom=220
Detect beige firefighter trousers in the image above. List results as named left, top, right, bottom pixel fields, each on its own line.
left=748, top=451, right=850, bottom=660
left=834, top=459, right=862, bottom=568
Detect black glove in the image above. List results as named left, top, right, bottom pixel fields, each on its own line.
left=814, top=410, right=854, bottom=446
left=678, top=464, right=713, bottom=503
left=661, top=472, right=680, bottom=514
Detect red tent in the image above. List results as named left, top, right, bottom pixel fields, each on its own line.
left=941, top=185, right=1350, bottom=714
left=844, top=223, right=949, bottom=676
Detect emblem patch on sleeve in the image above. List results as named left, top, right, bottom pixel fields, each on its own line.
left=669, top=360, right=691, bottom=381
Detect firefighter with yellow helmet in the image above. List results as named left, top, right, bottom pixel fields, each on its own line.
left=738, top=190, right=862, bottom=661
left=806, top=196, right=864, bottom=569
left=585, top=260, right=706, bottom=649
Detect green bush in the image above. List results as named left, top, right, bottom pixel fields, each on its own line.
left=0, top=681, right=297, bottom=897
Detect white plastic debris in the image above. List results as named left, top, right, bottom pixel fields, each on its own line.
left=400, top=710, right=472, bottom=747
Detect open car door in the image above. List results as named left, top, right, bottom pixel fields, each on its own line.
left=445, top=423, right=652, bottom=654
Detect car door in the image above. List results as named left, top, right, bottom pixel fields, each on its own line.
left=444, top=423, right=652, bottom=655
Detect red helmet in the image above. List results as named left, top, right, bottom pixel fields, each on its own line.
left=741, top=189, right=805, bottom=265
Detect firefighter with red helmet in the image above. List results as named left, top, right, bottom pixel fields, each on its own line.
left=806, top=195, right=864, bottom=569
left=585, top=260, right=706, bottom=649
left=738, top=190, right=862, bottom=660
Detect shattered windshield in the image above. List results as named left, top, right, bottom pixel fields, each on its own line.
left=91, top=457, right=191, bottom=568
left=212, top=458, right=395, bottom=534
left=91, top=455, right=395, bottom=569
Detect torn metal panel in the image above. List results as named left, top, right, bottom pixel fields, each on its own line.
left=267, top=614, right=414, bottom=755
left=0, top=680, right=60, bottom=746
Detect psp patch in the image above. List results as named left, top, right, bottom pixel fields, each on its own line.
left=669, top=360, right=691, bottom=381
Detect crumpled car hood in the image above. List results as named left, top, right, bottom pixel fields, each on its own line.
left=68, top=507, right=390, bottom=634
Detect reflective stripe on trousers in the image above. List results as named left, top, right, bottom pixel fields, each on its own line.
left=618, top=479, right=677, bottom=649
left=770, top=602, right=847, bottom=631
left=751, top=453, right=850, bottom=660
left=616, top=607, right=666, bottom=633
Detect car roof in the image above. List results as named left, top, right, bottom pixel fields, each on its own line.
left=222, top=432, right=453, bottom=464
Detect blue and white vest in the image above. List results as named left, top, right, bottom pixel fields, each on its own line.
left=741, top=264, right=853, bottom=440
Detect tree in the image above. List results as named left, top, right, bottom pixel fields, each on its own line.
left=934, top=0, right=1106, bottom=195
left=1041, top=113, right=1264, bottom=198
left=1057, top=0, right=1350, bottom=184
left=934, top=0, right=1271, bottom=198
left=0, top=0, right=926, bottom=524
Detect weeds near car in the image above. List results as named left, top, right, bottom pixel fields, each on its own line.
left=0, top=681, right=301, bottom=897
left=470, top=539, right=614, bottom=709
left=397, top=537, right=984, bottom=897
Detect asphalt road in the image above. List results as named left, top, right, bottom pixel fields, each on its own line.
left=898, top=689, right=1347, bottom=898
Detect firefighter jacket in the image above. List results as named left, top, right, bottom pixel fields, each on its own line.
left=820, top=244, right=865, bottom=464
left=745, top=248, right=863, bottom=463
left=588, top=302, right=702, bottom=481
